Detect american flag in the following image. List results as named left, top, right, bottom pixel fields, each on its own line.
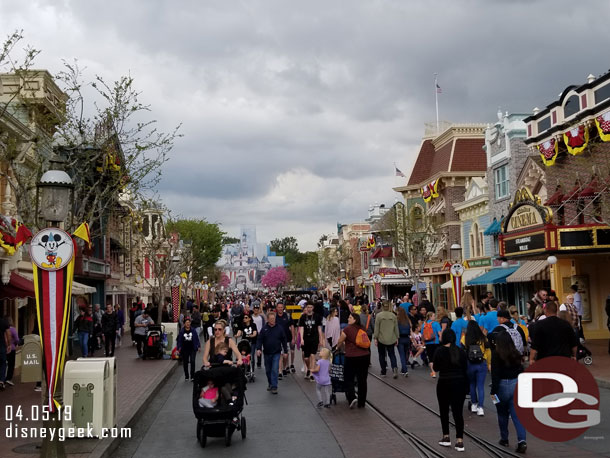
left=436, top=83, right=442, bottom=94
left=395, top=166, right=406, bottom=177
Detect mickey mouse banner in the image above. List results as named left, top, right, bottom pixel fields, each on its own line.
left=449, top=263, right=464, bottom=310
left=595, top=112, right=610, bottom=141
left=29, top=228, right=76, bottom=412
left=538, top=138, right=559, bottom=166
left=563, top=124, right=589, bottom=156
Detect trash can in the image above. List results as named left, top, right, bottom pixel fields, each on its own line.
left=20, top=335, right=42, bottom=383
left=63, top=360, right=110, bottom=437
left=78, top=357, right=117, bottom=428
left=162, top=322, right=179, bottom=355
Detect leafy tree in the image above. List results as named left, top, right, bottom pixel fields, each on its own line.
left=166, top=218, right=225, bottom=280
left=270, top=236, right=304, bottom=265
left=288, top=251, right=319, bottom=287
left=222, top=236, right=240, bottom=245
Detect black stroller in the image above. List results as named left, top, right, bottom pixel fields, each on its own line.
left=329, top=351, right=345, bottom=405
left=193, top=365, right=247, bottom=447
left=143, top=324, right=165, bottom=359
left=237, top=340, right=255, bottom=383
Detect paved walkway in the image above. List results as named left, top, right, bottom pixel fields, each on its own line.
left=0, top=339, right=177, bottom=458
left=122, top=365, right=345, bottom=458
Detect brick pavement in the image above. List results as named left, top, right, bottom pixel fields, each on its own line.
left=0, top=340, right=177, bottom=458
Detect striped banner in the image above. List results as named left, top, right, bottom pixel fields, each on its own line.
left=171, top=286, right=181, bottom=321
left=31, top=237, right=75, bottom=412
left=451, top=274, right=462, bottom=309
left=195, top=288, right=201, bottom=306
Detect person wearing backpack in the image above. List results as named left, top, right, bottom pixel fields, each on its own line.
left=423, top=311, right=442, bottom=378
left=373, top=302, right=400, bottom=378
left=490, top=330, right=527, bottom=454
left=488, top=310, right=526, bottom=358
left=336, top=312, right=370, bottom=409
left=463, top=320, right=490, bottom=417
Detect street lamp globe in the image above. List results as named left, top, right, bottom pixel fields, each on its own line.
left=547, top=255, right=558, bottom=265
left=37, top=169, right=73, bottom=225
left=450, top=243, right=462, bottom=262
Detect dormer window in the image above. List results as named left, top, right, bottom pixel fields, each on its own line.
left=537, top=116, right=551, bottom=133
left=563, top=94, right=580, bottom=118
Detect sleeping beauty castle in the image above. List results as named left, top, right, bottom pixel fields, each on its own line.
left=217, top=225, right=284, bottom=290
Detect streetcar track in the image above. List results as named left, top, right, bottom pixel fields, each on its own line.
left=365, top=397, right=448, bottom=458
left=368, top=371, right=523, bottom=458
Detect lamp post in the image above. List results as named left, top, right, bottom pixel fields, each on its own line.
left=35, top=164, right=73, bottom=458
left=449, top=243, right=462, bottom=263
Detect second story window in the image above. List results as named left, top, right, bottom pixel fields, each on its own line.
left=495, top=165, right=509, bottom=200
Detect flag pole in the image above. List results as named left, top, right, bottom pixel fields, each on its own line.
left=434, top=73, right=439, bottom=134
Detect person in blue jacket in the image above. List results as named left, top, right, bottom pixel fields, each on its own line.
left=423, top=311, right=442, bottom=378
left=257, top=310, right=288, bottom=394
left=177, top=318, right=201, bottom=381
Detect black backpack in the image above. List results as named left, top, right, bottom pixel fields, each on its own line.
left=467, top=344, right=484, bottom=363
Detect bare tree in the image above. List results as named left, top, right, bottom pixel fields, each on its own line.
left=375, top=202, right=444, bottom=293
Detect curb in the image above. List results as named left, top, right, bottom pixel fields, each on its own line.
left=89, top=361, right=179, bottom=458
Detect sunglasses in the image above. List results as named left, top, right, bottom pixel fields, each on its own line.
left=214, top=327, right=223, bottom=331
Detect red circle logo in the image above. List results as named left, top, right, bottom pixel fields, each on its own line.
left=515, top=357, right=600, bottom=441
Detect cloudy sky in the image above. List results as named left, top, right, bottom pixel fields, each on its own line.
left=2, top=0, right=609, bottom=250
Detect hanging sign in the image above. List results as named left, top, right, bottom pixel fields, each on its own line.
left=29, top=228, right=76, bottom=412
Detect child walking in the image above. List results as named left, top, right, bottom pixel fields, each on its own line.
left=311, top=347, right=332, bottom=408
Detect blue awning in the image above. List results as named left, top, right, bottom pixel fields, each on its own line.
left=411, top=282, right=427, bottom=292
left=483, top=218, right=501, bottom=236
left=466, top=266, right=519, bottom=286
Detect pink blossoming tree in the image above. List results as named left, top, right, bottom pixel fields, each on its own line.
left=261, top=267, right=291, bottom=290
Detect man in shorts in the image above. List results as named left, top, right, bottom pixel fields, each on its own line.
left=276, top=303, right=294, bottom=377
left=298, top=302, right=324, bottom=381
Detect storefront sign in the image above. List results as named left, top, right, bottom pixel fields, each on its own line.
left=507, top=205, right=543, bottom=232
left=504, top=232, right=546, bottom=255
left=377, top=267, right=405, bottom=276
left=466, top=258, right=491, bottom=268
left=502, top=187, right=552, bottom=235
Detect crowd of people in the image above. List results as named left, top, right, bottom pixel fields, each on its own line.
left=1, top=283, right=604, bottom=454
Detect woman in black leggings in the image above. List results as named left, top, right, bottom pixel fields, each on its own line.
left=433, top=329, right=468, bottom=453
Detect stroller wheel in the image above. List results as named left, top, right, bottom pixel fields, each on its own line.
left=225, top=426, right=232, bottom=446
left=583, top=355, right=593, bottom=365
left=241, top=416, right=247, bottom=439
left=197, top=422, right=206, bottom=448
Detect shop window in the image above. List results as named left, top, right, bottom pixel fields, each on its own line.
left=478, top=229, right=485, bottom=256
left=563, top=95, right=580, bottom=118
left=411, top=205, right=423, bottom=229
left=470, top=223, right=480, bottom=258
left=594, top=83, right=610, bottom=105
left=493, top=235, right=499, bottom=255
left=537, top=116, right=551, bottom=133
left=494, top=165, right=509, bottom=199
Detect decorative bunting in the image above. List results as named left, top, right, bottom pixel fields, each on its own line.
left=421, top=179, right=441, bottom=202
left=72, top=222, right=92, bottom=250
left=29, top=228, right=75, bottom=412
left=563, top=124, right=589, bottom=156
left=430, top=179, right=439, bottom=198
left=0, top=216, right=32, bottom=256
left=595, top=112, right=610, bottom=142
left=538, top=138, right=559, bottom=166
